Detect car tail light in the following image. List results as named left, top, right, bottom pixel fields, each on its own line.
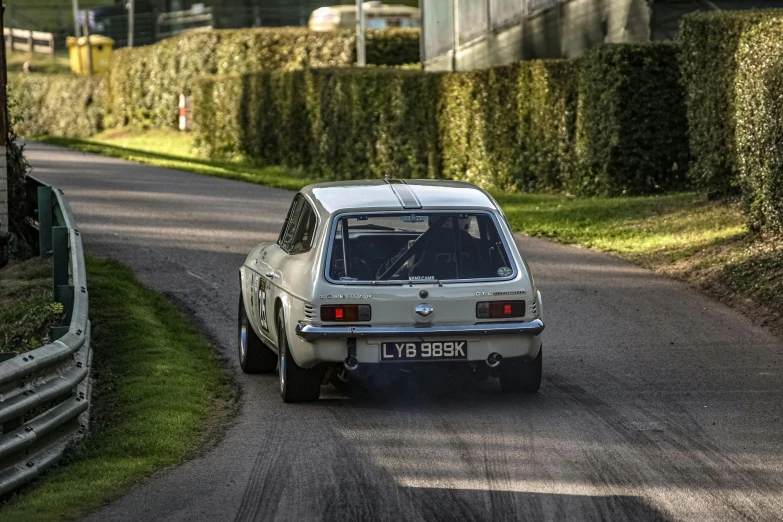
left=321, top=304, right=371, bottom=322
left=476, top=301, right=525, bottom=319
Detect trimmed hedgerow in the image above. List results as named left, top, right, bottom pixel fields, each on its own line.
left=195, top=68, right=442, bottom=181
left=438, top=60, right=580, bottom=192
left=106, top=28, right=420, bottom=129
left=734, top=19, right=783, bottom=233
left=196, top=43, right=686, bottom=195
left=10, top=28, right=419, bottom=135
left=577, top=43, right=689, bottom=196
left=679, top=10, right=782, bottom=196
left=196, top=62, right=582, bottom=191
left=12, top=74, right=105, bottom=139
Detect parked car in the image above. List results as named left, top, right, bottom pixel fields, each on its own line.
left=238, top=179, right=545, bottom=402
left=309, top=2, right=421, bottom=31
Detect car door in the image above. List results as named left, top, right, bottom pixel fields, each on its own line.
left=257, top=195, right=312, bottom=342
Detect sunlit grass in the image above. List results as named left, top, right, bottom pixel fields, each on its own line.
left=33, top=132, right=320, bottom=191
left=92, top=128, right=197, bottom=156
left=7, top=51, right=71, bottom=75
left=494, top=191, right=747, bottom=263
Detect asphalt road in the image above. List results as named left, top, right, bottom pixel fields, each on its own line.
left=25, top=141, right=783, bottom=521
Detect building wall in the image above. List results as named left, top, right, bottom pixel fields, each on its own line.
left=424, top=0, right=651, bottom=71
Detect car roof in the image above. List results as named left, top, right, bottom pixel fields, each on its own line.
left=302, top=179, right=501, bottom=215
left=312, top=4, right=420, bottom=15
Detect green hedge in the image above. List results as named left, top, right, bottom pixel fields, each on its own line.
left=679, top=10, right=782, bottom=195
left=6, top=135, right=34, bottom=257
left=196, top=43, right=687, bottom=195
left=438, top=61, right=580, bottom=192
left=9, top=28, right=419, bottom=136
left=11, top=74, right=105, bottom=138
left=195, top=68, right=442, bottom=181
left=196, top=62, right=581, bottom=191
left=106, top=28, right=420, bottom=129
left=734, top=20, right=783, bottom=233
left=578, top=43, right=689, bottom=195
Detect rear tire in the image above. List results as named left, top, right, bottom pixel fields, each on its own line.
left=238, top=296, right=277, bottom=374
left=278, top=308, right=324, bottom=403
left=499, top=344, right=542, bottom=393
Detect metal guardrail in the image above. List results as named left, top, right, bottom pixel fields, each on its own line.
left=0, top=177, right=91, bottom=496
left=3, top=28, right=55, bottom=57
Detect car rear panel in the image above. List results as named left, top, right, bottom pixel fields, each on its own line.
left=313, top=280, right=537, bottom=326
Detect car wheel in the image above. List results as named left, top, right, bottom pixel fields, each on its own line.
left=238, top=296, right=277, bottom=374
left=499, top=344, right=542, bottom=393
left=277, top=308, right=325, bottom=403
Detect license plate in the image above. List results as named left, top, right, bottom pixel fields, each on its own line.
left=380, top=341, right=468, bottom=361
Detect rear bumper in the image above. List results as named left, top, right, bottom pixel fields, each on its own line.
left=295, top=319, right=544, bottom=342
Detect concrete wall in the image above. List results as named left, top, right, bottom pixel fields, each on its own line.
left=424, top=0, right=651, bottom=72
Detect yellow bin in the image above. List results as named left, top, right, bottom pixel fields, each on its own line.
left=66, top=35, right=114, bottom=75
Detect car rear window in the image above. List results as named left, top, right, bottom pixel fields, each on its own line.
left=326, top=212, right=516, bottom=283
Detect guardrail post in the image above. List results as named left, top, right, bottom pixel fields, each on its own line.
left=38, top=186, right=53, bottom=258
left=57, top=284, right=75, bottom=326
left=51, top=325, right=69, bottom=342
left=52, top=226, right=68, bottom=287
left=52, top=226, right=74, bottom=335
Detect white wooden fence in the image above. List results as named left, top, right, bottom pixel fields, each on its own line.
left=3, top=28, right=55, bottom=57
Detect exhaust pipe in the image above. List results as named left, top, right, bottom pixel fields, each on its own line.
left=471, top=364, right=490, bottom=382
left=486, top=352, right=502, bottom=369
left=344, top=355, right=359, bottom=372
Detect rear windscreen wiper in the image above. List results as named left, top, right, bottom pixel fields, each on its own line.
left=406, top=278, right=443, bottom=287
left=349, top=224, right=396, bottom=231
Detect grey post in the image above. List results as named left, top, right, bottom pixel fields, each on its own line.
left=38, top=186, right=53, bottom=258
left=83, top=11, right=93, bottom=76
left=356, top=0, right=366, bottom=67
left=52, top=226, right=69, bottom=290
left=127, top=0, right=134, bottom=48
left=72, top=0, right=81, bottom=38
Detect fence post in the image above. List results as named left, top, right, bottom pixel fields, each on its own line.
left=38, top=186, right=52, bottom=258
left=52, top=226, right=68, bottom=288
left=57, top=284, right=75, bottom=326
left=52, top=225, right=71, bottom=340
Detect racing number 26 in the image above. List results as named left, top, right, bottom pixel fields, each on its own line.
left=258, top=277, right=268, bottom=330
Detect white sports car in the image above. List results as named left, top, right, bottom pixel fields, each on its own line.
left=238, top=180, right=545, bottom=402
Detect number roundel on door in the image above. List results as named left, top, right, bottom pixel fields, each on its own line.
left=258, top=276, right=268, bottom=330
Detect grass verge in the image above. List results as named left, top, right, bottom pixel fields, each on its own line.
left=6, top=51, right=71, bottom=75
left=0, top=258, right=61, bottom=355
left=29, top=130, right=783, bottom=331
left=0, top=255, right=233, bottom=521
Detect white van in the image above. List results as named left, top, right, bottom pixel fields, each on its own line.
left=309, top=2, right=421, bottom=31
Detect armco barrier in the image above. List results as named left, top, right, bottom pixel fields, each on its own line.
left=0, top=177, right=91, bottom=495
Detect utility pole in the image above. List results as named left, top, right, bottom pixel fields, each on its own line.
left=83, top=12, right=93, bottom=76
left=127, top=0, right=134, bottom=48
left=356, top=0, right=366, bottom=67
left=72, top=0, right=81, bottom=38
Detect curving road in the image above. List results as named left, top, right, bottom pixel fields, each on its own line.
left=25, top=141, right=783, bottom=521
